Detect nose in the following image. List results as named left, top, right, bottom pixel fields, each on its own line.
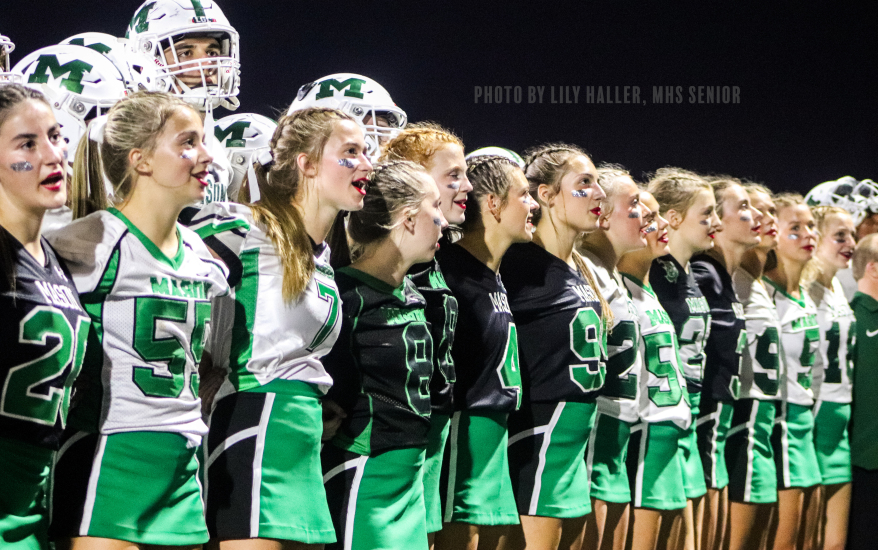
left=751, top=206, right=763, bottom=224
left=460, top=174, right=473, bottom=194
left=712, top=212, right=724, bottom=232
left=197, top=141, right=214, bottom=166
left=529, top=194, right=540, bottom=211
left=593, top=183, right=607, bottom=201
left=359, top=151, right=373, bottom=172
left=42, top=136, right=66, bottom=166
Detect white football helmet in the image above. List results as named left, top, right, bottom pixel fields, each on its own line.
left=14, top=45, right=128, bottom=158
left=60, top=32, right=171, bottom=94
left=466, top=146, right=525, bottom=169
left=125, top=0, right=240, bottom=111
left=214, top=113, right=277, bottom=198
left=287, top=73, right=407, bottom=160
left=806, top=176, right=870, bottom=225
left=1, top=34, right=21, bottom=83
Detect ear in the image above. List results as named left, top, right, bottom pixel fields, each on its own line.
left=485, top=193, right=503, bottom=222
left=129, top=148, right=151, bottom=177
left=599, top=213, right=611, bottom=230
left=297, top=152, right=318, bottom=178
left=537, top=183, right=554, bottom=208
left=402, top=208, right=417, bottom=234
left=665, top=209, right=683, bottom=230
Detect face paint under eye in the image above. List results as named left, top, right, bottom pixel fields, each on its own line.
left=180, top=149, right=197, bottom=161
left=740, top=215, right=752, bottom=222
left=643, top=223, right=658, bottom=234
left=432, top=217, right=443, bottom=228
left=571, top=189, right=589, bottom=198
left=628, top=211, right=641, bottom=219
left=61, top=149, right=68, bottom=161
left=447, top=182, right=460, bottom=190
left=338, top=158, right=355, bottom=169
left=10, top=161, right=33, bottom=172
left=699, top=219, right=709, bottom=226
left=788, top=233, right=800, bottom=240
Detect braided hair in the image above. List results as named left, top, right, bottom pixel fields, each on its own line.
left=458, top=154, right=523, bottom=233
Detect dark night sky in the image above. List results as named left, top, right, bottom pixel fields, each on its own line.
left=4, top=1, right=876, bottom=194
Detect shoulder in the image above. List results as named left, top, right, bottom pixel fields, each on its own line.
left=691, top=255, right=723, bottom=296
left=179, top=202, right=254, bottom=240
left=808, top=280, right=828, bottom=307
left=45, top=210, right=126, bottom=266
left=732, top=269, right=756, bottom=303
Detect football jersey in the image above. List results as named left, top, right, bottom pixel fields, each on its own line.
left=691, top=254, right=746, bottom=402
left=764, top=278, right=822, bottom=407
left=733, top=269, right=783, bottom=401
left=621, top=274, right=691, bottom=428
left=323, top=267, right=433, bottom=455
left=500, top=243, right=606, bottom=404
left=582, top=251, right=641, bottom=423
left=41, top=206, right=73, bottom=233
left=181, top=202, right=341, bottom=399
left=47, top=209, right=229, bottom=442
left=649, top=255, right=712, bottom=393
left=809, top=277, right=855, bottom=404
left=437, top=242, right=521, bottom=412
left=203, top=133, right=234, bottom=205
left=0, top=229, right=91, bottom=449
left=409, top=251, right=458, bottom=415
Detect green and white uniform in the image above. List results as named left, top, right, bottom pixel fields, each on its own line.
left=622, top=274, right=690, bottom=511
left=727, top=269, right=782, bottom=504
left=583, top=251, right=641, bottom=505
left=0, top=228, right=90, bottom=550
left=764, top=278, right=823, bottom=489
left=46, top=209, right=228, bottom=545
left=184, top=202, right=340, bottom=543
left=810, top=277, right=855, bottom=485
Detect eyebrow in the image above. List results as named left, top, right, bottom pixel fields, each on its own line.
left=12, top=124, right=60, bottom=141
left=176, top=130, right=201, bottom=140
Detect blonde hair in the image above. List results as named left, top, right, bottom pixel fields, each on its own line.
left=853, top=233, right=878, bottom=281
left=244, top=107, right=356, bottom=301
left=524, top=143, right=612, bottom=328
left=647, top=167, right=712, bottom=217
left=379, top=122, right=463, bottom=168
left=458, top=155, right=523, bottom=233
left=596, top=164, right=638, bottom=221
left=765, top=193, right=807, bottom=272
left=803, top=205, right=853, bottom=284
left=708, top=176, right=745, bottom=219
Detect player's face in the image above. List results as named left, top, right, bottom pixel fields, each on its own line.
left=164, top=36, right=221, bottom=88
left=641, top=192, right=670, bottom=258
left=748, top=190, right=778, bottom=251
left=817, top=213, right=856, bottom=270
left=718, top=184, right=762, bottom=248
left=408, top=174, right=447, bottom=263
left=776, top=204, right=817, bottom=265
left=554, top=155, right=605, bottom=233
left=426, top=143, right=471, bottom=225
left=363, top=114, right=392, bottom=145
left=498, top=170, right=539, bottom=243
left=676, top=189, right=721, bottom=253
left=147, top=107, right=213, bottom=206
left=604, top=177, right=649, bottom=254
left=315, top=120, right=371, bottom=212
left=857, top=212, right=878, bottom=240
left=0, top=100, right=67, bottom=215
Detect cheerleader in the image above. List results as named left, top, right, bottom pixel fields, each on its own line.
left=725, top=184, right=783, bottom=550
left=616, top=191, right=691, bottom=550
left=379, top=123, right=473, bottom=544
left=500, top=144, right=609, bottom=550
left=0, top=84, right=89, bottom=549
left=47, top=92, right=230, bottom=547
left=579, top=166, right=650, bottom=550
left=321, top=160, right=447, bottom=550
left=806, top=206, right=856, bottom=550
left=647, top=169, right=719, bottom=550
left=183, top=106, right=372, bottom=547
left=433, top=155, right=537, bottom=550
left=762, top=195, right=822, bottom=550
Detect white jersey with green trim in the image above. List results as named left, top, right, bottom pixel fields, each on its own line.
left=810, top=277, right=855, bottom=404
left=183, top=202, right=341, bottom=400
left=46, top=209, right=229, bottom=443
left=764, top=278, right=823, bottom=407
left=733, top=269, right=784, bottom=401
left=202, top=134, right=234, bottom=205
left=582, top=251, right=641, bottom=423
left=621, top=274, right=691, bottom=429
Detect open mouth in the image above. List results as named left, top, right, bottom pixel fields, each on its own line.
left=454, top=199, right=467, bottom=210
left=708, top=232, right=716, bottom=239
left=193, top=171, right=209, bottom=187
left=591, top=207, right=602, bottom=216
left=766, top=228, right=778, bottom=237
left=351, top=179, right=369, bottom=196
left=659, top=232, right=669, bottom=243
left=802, top=245, right=815, bottom=252
left=840, top=251, right=853, bottom=260
left=751, top=224, right=761, bottom=233
left=526, top=215, right=535, bottom=233
left=40, top=171, right=64, bottom=191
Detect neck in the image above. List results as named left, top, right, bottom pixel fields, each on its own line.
left=667, top=231, right=696, bottom=273
left=814, top=259, right=837, bottom=288
left=0, top=201, right=44, bottom=261
left=580, top=230, right=619, bottom=270
left=617, top=248, right=653, bottom=284
left=858, top=277, right=878, bottom=301
left=766, top=256, right=806, bottom=296
left=297, top=184, right=340, bottom=244
left=706, top=239, right=746, bottom=277
left=740, top=247, right=769, bottom=279
left=119, top=191, right=181, bottom=258
left=457, top=223, right=515, bottom=273
left=351, top=240, right=415, bottom=288
left=533, top=217, right=579, bottom=267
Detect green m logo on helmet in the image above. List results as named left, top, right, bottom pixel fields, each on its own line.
left=67, top=38, right=113, bottom=55
left=27, top=55, right=94, bottom=95
left=315, top=78, right=367, bottom=100
left=127, top=2, right=156, bottom=37
left=214, top=120, right=251, bottom=148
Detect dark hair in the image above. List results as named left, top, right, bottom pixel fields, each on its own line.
left=458, top=155, right=522, bottom=232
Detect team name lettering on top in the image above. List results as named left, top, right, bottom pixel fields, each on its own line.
left=686, top=296, right=710, bottom=314
left=571, top=283, right=598, bottom=303
left=732, top=302, right=745, bottom=319
left=646, top=308, right=673, bottom=327
left=381, top=306, right=427, bottom=325
left=490, top=291, right=512, bottom=314
left=791, top=313, right=819, bottom=331
left=315, top=263, right=335, bottom=280
left=34, top=281, right=84, bottom=312
left=150, top=277, right=210, bottom=299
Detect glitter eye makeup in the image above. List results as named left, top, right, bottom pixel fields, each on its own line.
left=432, top=217, right=443, bottom=227
left=448, top=182, right=460, bottom=190
left=571, top=189, right=589, bottom=198
left=10, top=161, right=33, bottom=172
left=180, top=150, right=197, bottom=161
left=338, top=158, right=355, bottom=169
left=788, top=233, right=800, bottom=240
left=740, top=215, right=752, bottom=222
left=643, top=223, right=658, bottom=234
left=628, top=211, right=641, bottom=219
left=699, top=219, right=709, bottom=226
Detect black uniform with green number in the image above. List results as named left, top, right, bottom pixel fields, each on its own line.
left=0, top=229, right=90, bottom=550
left=436, top=242, right=521, bottom=526
left=408, top=249, right=458, bottom=533
left=650, top=254, right=711, bottom=499
left=322, top=266, right=433, bottom=550
left=501, top=242, right=606, bottom=519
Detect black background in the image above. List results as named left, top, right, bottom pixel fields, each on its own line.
left=4, top=0, right=876, bottom=194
